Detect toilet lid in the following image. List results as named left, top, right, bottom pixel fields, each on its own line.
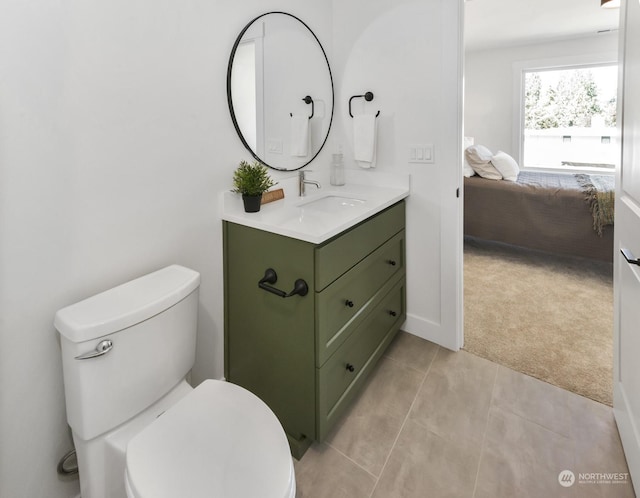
left=125, top=380, right=295, bottom=498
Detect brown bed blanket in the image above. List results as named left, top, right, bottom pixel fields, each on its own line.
left=464, top=171, right=614, bottom=261
left=574, top=173, right=615, bottom=236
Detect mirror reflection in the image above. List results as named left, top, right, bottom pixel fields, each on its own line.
left=227, top=12, right=334, bottom=171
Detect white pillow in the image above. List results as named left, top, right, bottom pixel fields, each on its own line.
left=466, top=144, right=493, bottom=163
left=464, top=159, right=475, bottom=178
left=465, top=145, right=502, bottom=180
left=463, top=137, right=475, bottom=177
left=491, top=151, right=520, bottom=181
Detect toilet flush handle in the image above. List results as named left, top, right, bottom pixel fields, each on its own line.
left=75, top=340, right=113, bottom=360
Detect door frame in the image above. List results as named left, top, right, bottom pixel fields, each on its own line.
left=613, top=0, right=640, bottom=488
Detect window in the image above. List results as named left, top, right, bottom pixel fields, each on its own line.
left=517, top=63, right=618, bottom=172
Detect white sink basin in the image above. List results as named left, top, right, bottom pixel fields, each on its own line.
left=298, top=195, right=366, bottom=213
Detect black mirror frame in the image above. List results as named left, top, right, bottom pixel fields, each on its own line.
left=226, top=11, right=335, bottom=171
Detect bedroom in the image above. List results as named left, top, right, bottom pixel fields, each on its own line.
left=463, top=0, right=620, bottom=406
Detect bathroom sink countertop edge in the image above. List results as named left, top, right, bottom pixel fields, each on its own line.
left=220, top=179, right=410, bottom=244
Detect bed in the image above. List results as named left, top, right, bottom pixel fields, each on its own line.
left=464, top=171, right=614, bottom=261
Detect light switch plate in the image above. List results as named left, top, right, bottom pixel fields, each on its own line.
left=267, top=138, right=283, bottom=154
left=409, top=144, right=434, bottom=164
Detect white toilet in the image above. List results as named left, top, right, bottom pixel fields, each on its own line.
left=55, top=265, right=295, bottom=498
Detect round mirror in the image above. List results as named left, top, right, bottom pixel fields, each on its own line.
left=227, top=12, right=334, bottom=171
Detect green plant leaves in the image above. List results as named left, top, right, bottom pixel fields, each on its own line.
left=232, top=161, right=276, bottom=196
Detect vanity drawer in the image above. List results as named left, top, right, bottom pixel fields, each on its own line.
left=316, top=231, right=405, bottom=366
left=317, top=278, right=405, bottom=440
left=314, top=201, right=405, bottom=291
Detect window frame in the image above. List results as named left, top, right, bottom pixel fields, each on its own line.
left=512, top=53, right=618, bottom=174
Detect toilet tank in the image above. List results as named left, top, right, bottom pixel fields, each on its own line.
left=55, top=265, right=200, bottom=442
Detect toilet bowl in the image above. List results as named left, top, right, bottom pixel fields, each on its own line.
left=124, top=380, right=296, bottom=498
left=55, top=265, right=295, bottom=498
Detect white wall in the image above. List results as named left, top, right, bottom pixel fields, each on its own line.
left=464, top=32, right=618, bottom=157
left=0, top=2, right=331, bottom=497
left=332, top=0, right=463, bottom=348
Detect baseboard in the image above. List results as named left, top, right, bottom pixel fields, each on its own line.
left=614, top=382, right=640, bottom=495
left=402, top=313, right=459, bottom=351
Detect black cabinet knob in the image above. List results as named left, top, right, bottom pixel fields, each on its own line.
left=389, top=310, right=397, bottom=317
left=387, top=260, right=397, bottom=266
left=345, top=300, right=354, bottom=308
left=346, top=363, right=355, bottom=372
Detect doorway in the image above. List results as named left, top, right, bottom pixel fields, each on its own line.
left=462, top=0, right=619, bottom=406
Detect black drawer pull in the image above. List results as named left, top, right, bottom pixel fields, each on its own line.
left=621, top=248, right=640, bottom=266
left=346, top=363, right=355, bottom=372
left=387, top=259, right=397, bottom=266
left=389, top=310, right=397, bottom=317
left=258, top=268, right=308, bottom=298
left=345, top=300, right=354, bottom=308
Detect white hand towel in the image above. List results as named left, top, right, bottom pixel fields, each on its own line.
left=290, top=114, right=309, bottom=157
left=353, top=114, right=377, bottom=168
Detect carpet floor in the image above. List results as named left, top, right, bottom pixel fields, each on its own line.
left=463, top=237, right=614, bottom=406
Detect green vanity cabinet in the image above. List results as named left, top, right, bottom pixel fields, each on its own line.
left=223, top=201, right=406, bottom=458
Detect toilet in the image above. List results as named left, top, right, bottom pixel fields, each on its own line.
left=55, top=265, right=295, bottom=498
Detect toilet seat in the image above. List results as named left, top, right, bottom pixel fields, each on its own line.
left=124, top=380, right=296, bottom=498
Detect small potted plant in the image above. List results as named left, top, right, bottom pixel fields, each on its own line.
left=232, top=160, right=276, bottom=213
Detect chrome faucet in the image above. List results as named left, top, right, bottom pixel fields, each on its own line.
left=298, top=170, right=321, bottom=197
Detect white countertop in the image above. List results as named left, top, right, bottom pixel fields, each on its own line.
left=220, top=170, right=410, bottom=244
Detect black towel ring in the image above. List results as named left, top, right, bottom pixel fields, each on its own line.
left=290, top=95, right=314, bottom=119
left=349, top=91, right=380, bottom=118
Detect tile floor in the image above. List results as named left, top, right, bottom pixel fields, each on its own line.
left=294, top=332, right=636, bottom=498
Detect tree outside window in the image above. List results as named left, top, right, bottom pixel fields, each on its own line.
left=523, top=65, right=618, bottom=170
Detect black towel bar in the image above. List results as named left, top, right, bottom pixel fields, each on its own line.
left=258, top=268, right=308, bottom=298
